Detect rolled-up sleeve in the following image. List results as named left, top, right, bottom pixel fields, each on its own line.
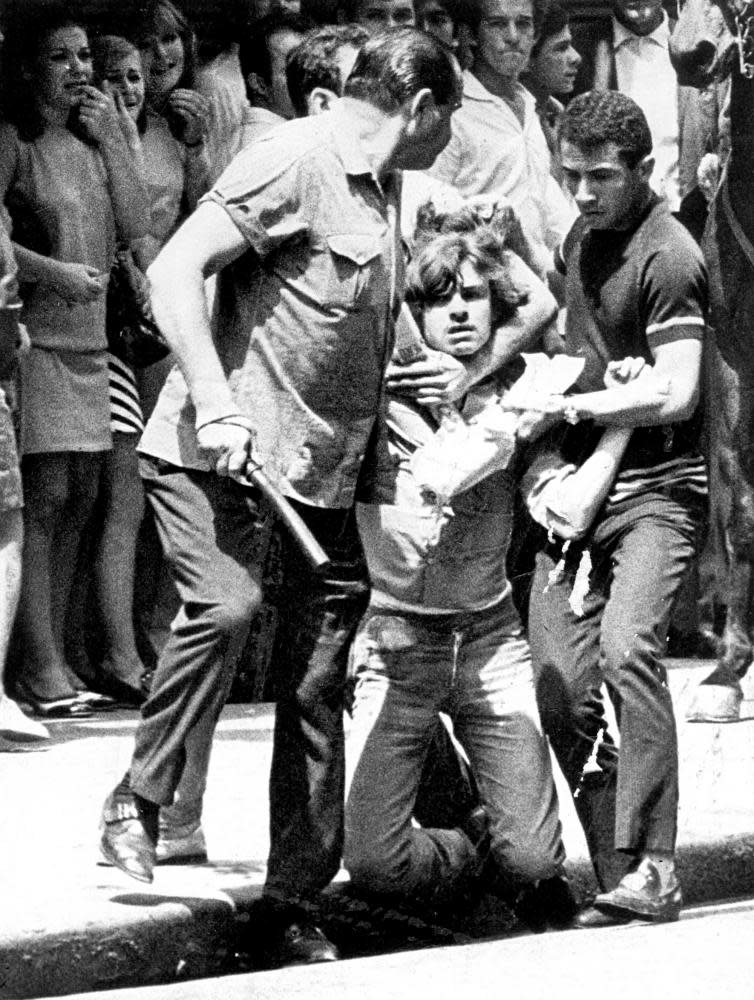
left=201, top=138, right=313, bottom=258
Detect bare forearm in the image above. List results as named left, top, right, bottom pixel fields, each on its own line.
left=551, top=427, right=632, bottom=537
left=465, top=295, right=556, bottom=385
left=564, top=376, right=697, bottom=427
left=148, top=256, right=235, bottom=424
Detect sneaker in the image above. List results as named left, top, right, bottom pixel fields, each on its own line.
left=593, top=859, right=682, bottom=923
left=155, top=823, right=208, bottom=864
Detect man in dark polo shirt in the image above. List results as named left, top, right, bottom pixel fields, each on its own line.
left=98, top=28, right=462, bottom=967
left=526, top=90, right=708, bottom=927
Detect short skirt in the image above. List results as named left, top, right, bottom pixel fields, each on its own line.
left=20, top=345, right=112, bottom=454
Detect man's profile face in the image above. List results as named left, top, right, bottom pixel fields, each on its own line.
left=612, top=0, right=664, bottom=36
left=528, top=25, right=581, bottom=96
left=561, top=139, right=649, bottom=230
left=476, top=0, right=537, bottom=82
left=352, top=0, right=416, bottom=29
left=397, top=64, right=463, bottom=170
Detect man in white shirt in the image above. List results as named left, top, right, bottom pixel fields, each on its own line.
left=610, top=0, right=682, bottom=210
left=426, top=0, right=575, bottom=276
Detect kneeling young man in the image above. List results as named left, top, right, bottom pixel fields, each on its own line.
left=344, top=225, right=575, bottom=926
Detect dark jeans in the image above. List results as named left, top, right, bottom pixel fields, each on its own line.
left=131, top=459, right=368, bottom=904
left=527, top=493, right=703, bottom=886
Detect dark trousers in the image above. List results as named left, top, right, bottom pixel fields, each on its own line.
left=527, top=494, right=703, bottom=887
left=130, top=459, right=368, bottom=904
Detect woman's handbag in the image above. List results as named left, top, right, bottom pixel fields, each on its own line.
left=105, top=251, right=170, bottom=368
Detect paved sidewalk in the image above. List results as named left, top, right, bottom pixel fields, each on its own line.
left=1, top=661, right=754, bottom=999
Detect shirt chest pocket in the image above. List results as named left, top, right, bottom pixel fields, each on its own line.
left=310, top=231, right=386, bottom=309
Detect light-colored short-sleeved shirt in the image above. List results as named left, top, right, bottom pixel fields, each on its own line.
left=426, top=70, right=575, bottom=274
left=140, top=107, right=403, bottom=509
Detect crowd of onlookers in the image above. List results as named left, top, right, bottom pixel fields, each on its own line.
left=0, top=0, right=727, bottom=739
left=0, top=0, right=739, bottom=964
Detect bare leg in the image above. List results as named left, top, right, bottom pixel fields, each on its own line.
left=18, top=452, right=103, bottom=700
left=94, top=433, right=145, bottom=686
left=0, top=508, right=48, bottom=739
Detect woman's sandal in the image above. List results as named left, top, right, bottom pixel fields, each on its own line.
left=12, top=680, right=94, bottom=719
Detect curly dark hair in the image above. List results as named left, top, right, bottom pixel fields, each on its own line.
left=285, top=23, right=369, bottom=116
left=558, top=90, right=653, bottom=168
left=406, top=225, right=528, bottom=331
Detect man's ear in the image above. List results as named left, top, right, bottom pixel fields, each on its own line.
left=306, top=86, right=339, bottom=116
left=245, top=71, right=269, bottom=103
left=406, top=87, right=437, bottom=128
left=637, top=154, right=655, bottom=182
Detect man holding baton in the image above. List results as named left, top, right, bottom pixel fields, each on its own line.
left=98, top=28, right=462, bottom=968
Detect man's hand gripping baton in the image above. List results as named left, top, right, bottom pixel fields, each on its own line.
left=242, top=459, right=332, bottom=574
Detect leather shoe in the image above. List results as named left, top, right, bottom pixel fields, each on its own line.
left=100, top=781, right=159, bottom=883
left=265, top=920, right=340, bottom=967
left=254, top=901, right=340, bottom=967
left=592, top=860, right=682, bottom=923
left=516, top=873, right=579, bottom=932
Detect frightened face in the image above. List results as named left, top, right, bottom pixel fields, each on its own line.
left=476, top=0, right=537, bottom=81
left=34, top=25, right=92, bottom=115
left=422, top=259, right=493, bottom=357
left=529, top=25, right=581, bottom=96
left=100, top=47, right=145, bottom=120
left=353, top=0, right=416, bottom=29
left=139, top=9, right=185, bottom=102
left=561, top=139, right=651, bottom=230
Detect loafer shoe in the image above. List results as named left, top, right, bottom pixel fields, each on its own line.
left=593, top=861, right=682, bottom=923
left=156, top=823, right=208, bottom=864
left=100, top=782, right=159, bottom=883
